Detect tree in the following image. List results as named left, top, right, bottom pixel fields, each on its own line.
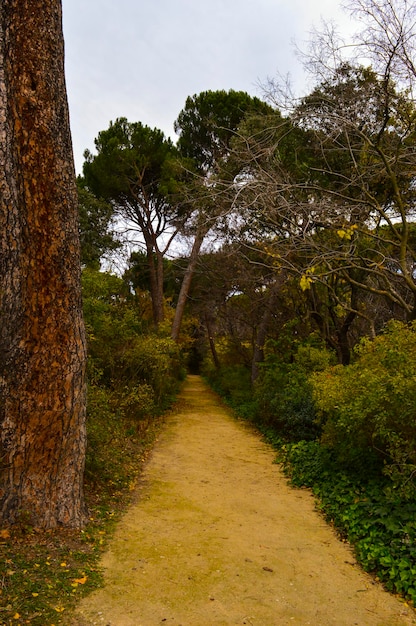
left=171, top=90, right=274, bottom=342
left=78, top=180, right=121, bottom=269
left=284, top=0, right=416, bottom=321
left=292, top=63, right=416, bottom=316
left=230, top=56, right=416, bottom=358
left=0, top=1, right=87, bottom=527
left=175, top=89, right=273, bottom=174
left=83, top=118, right=182, bottom=326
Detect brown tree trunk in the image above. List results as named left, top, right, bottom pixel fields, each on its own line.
left=0, top=0, right=88, bottom=528
left=155, top=247, right=165, bottom=325
left=144, top=235, right=165, bottom=327
left=171, top=229, right=205, bottom=342
left=204, top=314, right=220, bottom=369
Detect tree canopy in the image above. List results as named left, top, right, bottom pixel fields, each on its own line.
left=81, top=27, right=416, bottom=355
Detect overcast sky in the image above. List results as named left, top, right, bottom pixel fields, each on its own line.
left=62, top=0, right=354, bottom=174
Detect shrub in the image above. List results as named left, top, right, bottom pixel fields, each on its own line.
left=82, top=268, right=186, bottom=495
left=254, top=343, right=334, bottom=442
left=85, top=384, right=131, bottom=490
left=118, top=383, right=155, bottom=422
left=311, top=321, right=416, bottom=497
left=117, top=335, right=185, bottom=407
left=82, top=268, right=185, bottom=409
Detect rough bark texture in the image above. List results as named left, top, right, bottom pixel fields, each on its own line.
left=0, top=0, right=88, bottom=527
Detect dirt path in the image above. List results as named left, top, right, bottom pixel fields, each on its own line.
left=74, top=375, right=416, bottom=626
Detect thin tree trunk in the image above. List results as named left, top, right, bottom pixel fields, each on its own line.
left=155, top=247, right=165, bottom=325
left=251, top=288, right=278, bottom=383
left=251, top=277, right=285, bottom=383
left=204, top=314, right=220, bottom=369
left=171, top=229, right=205, bottom=342
left=334, top=310, right=356, bottom=366
left=0, top=0, right=87, bottom=527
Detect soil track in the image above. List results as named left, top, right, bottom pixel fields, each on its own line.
left=74, top=375, right=416, bottom=625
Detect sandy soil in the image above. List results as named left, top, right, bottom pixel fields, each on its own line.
left=73, top=375, right=416, bottom=625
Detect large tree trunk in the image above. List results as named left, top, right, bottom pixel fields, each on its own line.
left=0, top=0, right=88, bottom=528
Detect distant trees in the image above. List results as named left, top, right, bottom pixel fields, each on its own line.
left=0, top=0, right=87, bottom=527
left=83, top=91, right=274, bottom=340
left=171, top=90, right=275, bottom=341
left=80, top=0, right=416, bottom=371
left=83, top=118, right=183, bottom=326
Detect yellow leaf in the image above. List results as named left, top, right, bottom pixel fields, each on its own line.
left=74, top=575, right=88, bottom=585
left=0, top=529, right=10, bottom=539
left=300, top=275, right=313, bottom=291
left=13, top=614, right=20, bottom=620
left=60, top=562, right=67, bottom=567
left=32, top=592, right=39, bottom=597
left=337, top=224, right=357, bottom=240
left=54, top=606, right=65, bottom=613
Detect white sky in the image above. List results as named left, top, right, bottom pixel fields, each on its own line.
left=62, top=0, right=355, bottom=174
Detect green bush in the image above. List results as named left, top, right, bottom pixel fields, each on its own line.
left=117, top=335, right=185, bottom=406
left=254, top=343, right=334, bottom=442
left=311, top=321, right=416, bottom=497
left=82, top=268, right=186, bottom=497
left=85, top=384, right=130, bottom=490
left=117, top=383, right=155, bottom=421
left=82, top=268, right=185, bottom=408
left=206, top=364, right=251, bottom=401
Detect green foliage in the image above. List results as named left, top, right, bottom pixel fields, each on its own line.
left=85, top=383, right=156, bottom=491
left=82, top=267, right=184, bottom=397
left=83, top=117, right=180, bottom=206
left=312, top=321, right=416, bottom=498
left=175, top=89, right=274, bottom=173
left=77, top=179, right=120, bottom=269
left=254, top=342, right=334, bottom=442
left=124, top=250, right=180, bottom=302
left=82, top=267, right=185, bottom=488
left=205, top=364, right=255, bottom=418
left=118, top=335, right=185, bottom=407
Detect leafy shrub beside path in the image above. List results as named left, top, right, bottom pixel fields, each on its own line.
left=311, top=321, right=416, bottom=500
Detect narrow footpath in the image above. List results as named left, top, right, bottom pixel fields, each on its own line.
left=74, top=375, right=416, bottom=626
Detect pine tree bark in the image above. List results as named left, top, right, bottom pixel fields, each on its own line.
left=0, top=0, right=88, bottom=527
